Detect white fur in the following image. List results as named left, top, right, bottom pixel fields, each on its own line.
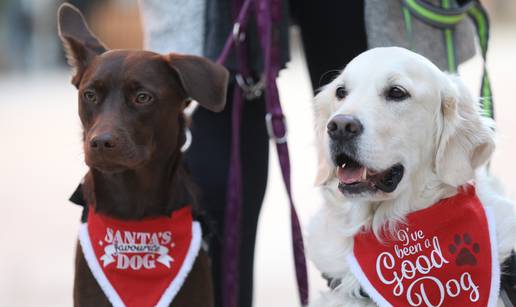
left=308, top=47, right=516, bottom=307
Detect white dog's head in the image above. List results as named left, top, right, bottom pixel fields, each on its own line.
left=314, top=47, right=494, bottom=205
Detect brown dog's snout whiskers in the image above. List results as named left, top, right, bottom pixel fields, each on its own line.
left=327, top=114, right=363, bottom=141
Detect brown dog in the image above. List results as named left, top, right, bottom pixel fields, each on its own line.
left=58, top=4, right=228, bottom=307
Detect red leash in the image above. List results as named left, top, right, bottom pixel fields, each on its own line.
left=216, top=0, right=309, bottom=306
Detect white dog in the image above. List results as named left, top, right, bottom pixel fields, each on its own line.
left=308, top=47, right=516, bottom=307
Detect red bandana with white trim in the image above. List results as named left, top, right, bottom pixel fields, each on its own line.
left=79, top=205, right=202, bottom=307
left=347, top=185, right=499, bottom=307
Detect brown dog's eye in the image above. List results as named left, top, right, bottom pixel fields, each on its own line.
left=386, top=86, right=410, bottom=101
left=83, top=90, right=97, bottom=104
left=335, top=86, right=347, bottom=100
left=134, top=92, right=153, bottom=105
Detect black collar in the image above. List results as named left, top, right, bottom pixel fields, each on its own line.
left=69, top=181, right=194, bottom=223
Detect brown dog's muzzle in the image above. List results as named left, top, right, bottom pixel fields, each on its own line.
left=85, top=124, right=145, bottom=172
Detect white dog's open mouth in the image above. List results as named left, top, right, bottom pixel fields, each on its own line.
left=335, top=153, right=404, bottom=194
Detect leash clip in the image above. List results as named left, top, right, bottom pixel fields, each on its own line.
left=232, top=22, right=246, bottom=45
left=265, top=112, right=287, bottom=144
left=235, top=73, right=265, bottom=100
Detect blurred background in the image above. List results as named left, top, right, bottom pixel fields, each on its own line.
left=0, top=0, right=515, bottom=306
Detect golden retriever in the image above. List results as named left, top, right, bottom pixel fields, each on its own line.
left=308, top=47, right=516, bottom=307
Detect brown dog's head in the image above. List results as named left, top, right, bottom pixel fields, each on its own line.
left=57, top=4, right=228, bottom=173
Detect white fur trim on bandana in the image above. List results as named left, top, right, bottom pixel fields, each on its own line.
left=79, top=223, right=125, bottom=307
left=155, top=221, right=202, bottom=307
left=346, top=252, right=393, bottom=307
left=485, top=206, right=500, bottom=307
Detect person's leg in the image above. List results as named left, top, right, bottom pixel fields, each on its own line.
left=291, top=0, right=368, bottom=90
left=237, top=89, right=269, bottom=307
left=185, top=82, right=269, bottom=307
left=185, top=88, right=231, bottom=307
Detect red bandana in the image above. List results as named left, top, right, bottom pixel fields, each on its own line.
left=347, top=185, right=500, bottom=307
left=78, top=206, right=202, bottom=307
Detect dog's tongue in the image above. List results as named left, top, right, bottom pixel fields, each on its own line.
left=337, top=166, right=365, bottom=184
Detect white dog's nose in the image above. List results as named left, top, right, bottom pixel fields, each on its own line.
left=327, top=115, right=363, bottom=141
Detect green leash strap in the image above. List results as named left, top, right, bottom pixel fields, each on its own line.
left=402, top=0, right=494, bottom=118
left=467, top=3, right=493, bottom=118
left=441, top=0, right=457, bottom=73
left=402, top=0, right=474, bottom=28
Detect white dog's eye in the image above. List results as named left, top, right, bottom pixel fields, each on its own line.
left=386, top=86, right=410, bottom=101
left=335, top=86, right=348, bottom=100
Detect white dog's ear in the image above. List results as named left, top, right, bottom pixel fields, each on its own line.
left=314, top=145, right=334, bottom=186
left=313, top=85, right=335, bottom=186
left=435, top=75, right=495, bottom=187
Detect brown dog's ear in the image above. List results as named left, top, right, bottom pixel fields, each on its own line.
left=57, top=3, right=107, bottom=87
left=434, top=75, right=495, bottom=187
left=167, top=54, right=229, bottom=112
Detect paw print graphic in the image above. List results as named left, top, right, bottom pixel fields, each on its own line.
left=448, top=233, right=480, bottom=266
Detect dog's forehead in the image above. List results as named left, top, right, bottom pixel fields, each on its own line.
left=341, top=47, right=441, bottom=84
left=85, top=50, right=171, bottom=85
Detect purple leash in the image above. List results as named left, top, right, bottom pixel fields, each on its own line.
left=217, top=0, right=309, bottom=306
left=256, top=0, right=309, bottom=305
left=217, top=1, right=252, bottom=307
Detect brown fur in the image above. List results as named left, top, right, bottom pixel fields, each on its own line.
left=57, top=3, right=228, bottom=306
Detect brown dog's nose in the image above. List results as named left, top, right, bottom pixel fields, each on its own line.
left=327, top=115, right=363, bottom=141
left=90, top=132, right=117, bottom=150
